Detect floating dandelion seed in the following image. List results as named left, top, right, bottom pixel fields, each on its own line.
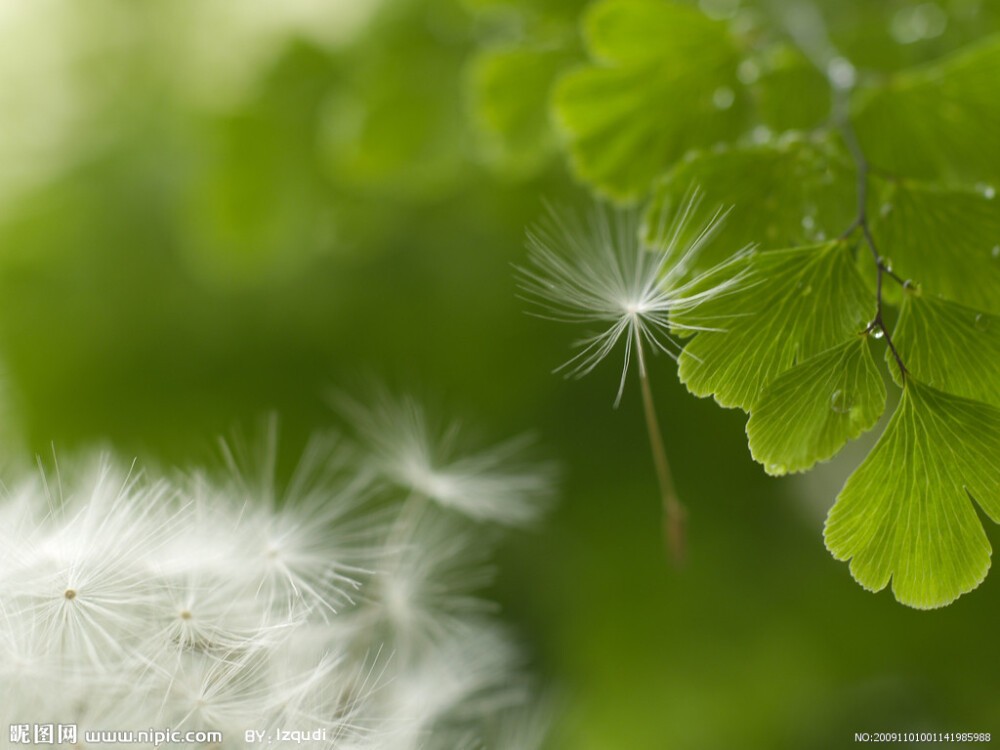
left=334, top=391, right=556, bottom=528
left=517, top=189, right=743, bottom=406
left=516, top=189, right=747, bottom=562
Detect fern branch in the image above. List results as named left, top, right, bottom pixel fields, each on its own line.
left=772, top=0, right=911, bottom=378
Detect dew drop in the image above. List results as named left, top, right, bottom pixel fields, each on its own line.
left=766, top=463, right=788, bottom=477
left=871, top=328, right=884, bottom=339
left=827, top=57, right=856, bottom=89
left=975, top=313, right=990, bottom=331
left=801, top=215, right=816, bottom=231
left=798, top=282, right=813, bottom=296
left=830, top=389, right=853, bottom=414
left=978, top=183, right=996, bottom=199
left=712, top=86, right=735, bottom=110
left=880, top=203, right=894, bottom=217
left=992, top=245, right=1000, bottom=259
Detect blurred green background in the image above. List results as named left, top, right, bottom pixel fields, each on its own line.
left=1, top=1, right=998, bottom=747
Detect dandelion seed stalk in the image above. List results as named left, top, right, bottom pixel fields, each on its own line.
left=518, top=192, right=740, bottom=563
left=634, top=331, right=686, bottom=565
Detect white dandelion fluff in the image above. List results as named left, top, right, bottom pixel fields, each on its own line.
left=335, top=391, right=555, bottom=527
left=0, top=399, right=554, bottom=748
left=516, top=188, right=748, bottom=563
left=517, top=189, right=747, bottom=406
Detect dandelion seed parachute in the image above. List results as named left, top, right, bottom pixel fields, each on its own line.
left=334, top=390, right=556, bottom=527
left=517, top=189, right=749, bottom=405
left=517, top=188, right=751, bottom=563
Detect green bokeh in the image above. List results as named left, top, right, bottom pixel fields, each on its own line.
left=1, top=1, right=997, bottom=747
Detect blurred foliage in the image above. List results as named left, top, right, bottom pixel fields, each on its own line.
left=643, top=133, right=856, bottom=269
left=553, top=0, right=750, bottom=200
left=2, top=0, right=1000, bottom=746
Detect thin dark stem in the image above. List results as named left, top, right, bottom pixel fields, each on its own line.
left=839, top=114, right=909, bottom=379
left=634, top=329, right=686, bottom=565
left=770, top=2, right=911, bottom=378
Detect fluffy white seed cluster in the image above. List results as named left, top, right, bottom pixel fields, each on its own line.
left=0, top=404, right=553, bottom=749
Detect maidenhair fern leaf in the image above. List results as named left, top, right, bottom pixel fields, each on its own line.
left=643, top=136, right=856, bottom=274
left=746, top=337, right=885, bottom=476
left=553, top=0, right=747, bottom=200
left=467, top=45, right=570, bottom=176
left=868, top=177, right=1000, bottom=313
left=749, top=43, right=831, bottom=133
left=852, top=36, right=1000, bottom=183
left=890, top=294, right=1000, bottom=407
left=674, top=242, right=873, bottom=411
left=825, top=379, right=1000, bottom=609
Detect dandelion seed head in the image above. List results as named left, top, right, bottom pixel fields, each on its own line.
left=0, top=400, right=554, bottom=744
left=518, top=188, right=742, bottom=405
left=361, top=515, right=497, bottom=659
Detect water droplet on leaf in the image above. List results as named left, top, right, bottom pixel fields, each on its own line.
left=871, top=328, right=884, bottom=339
left=766, top=463, right=788, bottom=477
left=798, top=283, right=813, bottom=296
left=977, top=183, right=996, bottom=199
left=830, top=389, right=853, bottom=414
left=880, top=203, right=894, bottom=217
left=992, top=245, right=1000, bottom=259
left=801, top=215, right=816, bottom=231
left=975, top=314, right=990, bottom=331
